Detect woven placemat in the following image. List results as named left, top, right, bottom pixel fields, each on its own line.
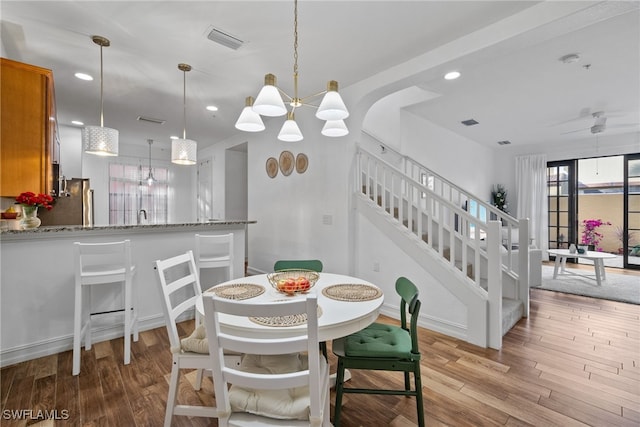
left=211, top=283, right=265, bottom=300
left=250, top=305, right=323, bottom=327
left=322, top=284, right=382, bottom=302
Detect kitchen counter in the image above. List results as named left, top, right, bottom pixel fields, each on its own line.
left=0, top=220, right=256, bottom=240
left=0, top=220, right=255, bottom=367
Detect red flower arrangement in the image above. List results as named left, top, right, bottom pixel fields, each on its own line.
left=15, top=192, right=54, bottom=210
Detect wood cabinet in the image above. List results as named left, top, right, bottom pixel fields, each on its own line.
left=1, top=58, right=57, bottom=197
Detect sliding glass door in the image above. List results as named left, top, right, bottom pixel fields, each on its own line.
left=547, top=154, right=640, bottom=270
left=625, top=154, right=640, bottom=269
left=547, top=161, right=576, bottom=250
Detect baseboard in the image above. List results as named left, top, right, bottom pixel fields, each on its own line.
left=0, top=313, right=167, bottom=368
left=378, top=302, right=467, bottom=343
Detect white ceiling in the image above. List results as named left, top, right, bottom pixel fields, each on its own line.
left=2, top=1, right=639, bottom=152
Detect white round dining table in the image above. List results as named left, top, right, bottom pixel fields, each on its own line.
left=196, top=273, right=384, bottom=342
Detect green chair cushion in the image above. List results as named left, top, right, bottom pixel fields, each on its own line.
left=344, top=323, right=412, bottom=358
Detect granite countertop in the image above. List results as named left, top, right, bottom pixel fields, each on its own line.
left=0, top=220, right=256, bottom=237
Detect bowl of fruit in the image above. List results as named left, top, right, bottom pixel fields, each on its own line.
left=267, top=269, right=320, bottom=296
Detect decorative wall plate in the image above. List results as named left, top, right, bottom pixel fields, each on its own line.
left=279, top=151, right=294, bottom=176
left=266, top=157, right=278, bottom=178
left=295, top=153, right=308, bottom=174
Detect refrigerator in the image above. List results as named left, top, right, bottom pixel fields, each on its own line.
left=39, top=178, right=94, bottom=226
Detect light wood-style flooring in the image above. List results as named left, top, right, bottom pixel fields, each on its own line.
left=1, top=272, right=639, bottom=426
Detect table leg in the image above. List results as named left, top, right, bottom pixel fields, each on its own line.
left=594, top=259, right=605, bottom=286
left=560, top=256, right=568, bottom=274
left=553, top=256, right=561, bottom=278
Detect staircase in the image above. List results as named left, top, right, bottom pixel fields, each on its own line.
left=354, top=143, right=530, bottom=349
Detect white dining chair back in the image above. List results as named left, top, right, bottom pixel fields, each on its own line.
left=202, top=293, right=331, bottom=427
left=73, top=239, right=138, bottom=376
left=195, top=233, right=234, bottom=283
left=154, top=250, right=241, bottom=427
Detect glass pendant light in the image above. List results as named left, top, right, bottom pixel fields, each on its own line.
left=278, top=112, right=303, bottom=142
left=145, top=139, right=156, bottom=186
left=316, top=80, right=349, bottom=121
left=321, top=119, right=349, bottom=137
left=82, top=35, right=119, bottom=156
left=171, top=63, right=197, bottom=165
left=235, top=96, right=265, bottom=132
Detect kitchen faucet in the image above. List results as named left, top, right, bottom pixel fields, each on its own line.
left=138, top=209, right=147, bottom=224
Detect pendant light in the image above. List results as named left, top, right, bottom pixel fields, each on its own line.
left=235, top=96, right=265, bottom=132
left=82, top=35, right=119, bottom=156
left=171, top=63, right=197, bottom=165
left=145, top=139, right=156, bottom=186
left=236, top=0, right=349, bottom=141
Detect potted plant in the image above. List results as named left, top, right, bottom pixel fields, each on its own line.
left=580, top=218, right=611, bottom=252
left=615, top=226, right=636, bottom=254
left=491, top=184, right=508, bottom=214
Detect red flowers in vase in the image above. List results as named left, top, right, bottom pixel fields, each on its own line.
left=15, top=192, right=54, bottom=210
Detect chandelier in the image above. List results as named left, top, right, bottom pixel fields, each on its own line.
left=235, top=0, right=349, bottom=141
left=82, top=35, right=119, bottom=156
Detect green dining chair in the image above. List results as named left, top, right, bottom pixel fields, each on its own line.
left=332, top=276, right=424, bottom=427
left=273, top=259, right=323, bottom=272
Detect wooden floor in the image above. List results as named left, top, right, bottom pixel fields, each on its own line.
left=2, top=285, right=639, bottom=426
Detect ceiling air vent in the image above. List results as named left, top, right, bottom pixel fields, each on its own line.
left=206, top=26, right=244, bottom=50
left=461, top=119, right=479, bottom=126
left=137, top=116, right=166, bottom=125
left=497, top=140, right=512, bottom=145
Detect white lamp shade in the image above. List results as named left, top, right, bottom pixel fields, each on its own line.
left=235, top=106, right=266, bottom=132
left=321, top=119, right=349, bottom=137
left=171, top=138, right=197, bottom=165
left=253, top=84, right=287, bottom=117
left=82, top=125, right=119, bottom=156
left=316, top=91, right=349, bottom=120
left=278, top=119, right=304, bottom=142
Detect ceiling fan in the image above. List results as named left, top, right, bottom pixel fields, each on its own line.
left=561, top=111, right=638, bottom=135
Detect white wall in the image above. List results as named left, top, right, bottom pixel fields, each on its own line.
left=225, top=149, right=248, bottom=220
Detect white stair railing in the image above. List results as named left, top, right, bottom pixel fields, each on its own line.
left=355, top=145, right=530, bottom=348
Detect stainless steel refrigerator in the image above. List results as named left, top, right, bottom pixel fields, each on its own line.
left=39, top=178, right=94, bottom=226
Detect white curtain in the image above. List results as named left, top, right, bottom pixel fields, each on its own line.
left=516, top=154, right=548, bottom=260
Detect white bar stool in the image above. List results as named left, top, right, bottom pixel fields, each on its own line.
left=194, top=233, right=234, bottom=283
left=72, top=240, right=138, bottom=375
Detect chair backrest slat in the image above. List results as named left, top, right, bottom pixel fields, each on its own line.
left=273, top=259, right=323, bottom=272
left=203, top=292, right=322, bottom=419
left=154, top=250, right=202, bottom=349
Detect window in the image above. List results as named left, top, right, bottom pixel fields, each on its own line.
left=109, top=163, right=168, bottom=225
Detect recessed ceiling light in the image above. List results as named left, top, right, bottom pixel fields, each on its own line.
left=74, top=72, right=93, bottom=81
left=71, top=120, right=84, bottom=126
left=444, top=71, right=461, bottom=80
left=170, top=135, right=179, bottom=140
left=206, top=105, right=219, bottom=112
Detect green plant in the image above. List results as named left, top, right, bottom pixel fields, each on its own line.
left=491, top=184, right=508, bottom=213
left=615, top=225, right=636, bottom=246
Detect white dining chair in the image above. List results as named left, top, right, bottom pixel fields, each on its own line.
left=154, top=250, right=241, bottom=427
left=202, top=292, right=331, bottom=427
left=195, top=233, right=234, bottom=284
left=73, top=240, right=138, bottom=376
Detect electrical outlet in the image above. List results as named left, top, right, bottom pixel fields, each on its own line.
left=373, top=262, right=380, bottom=272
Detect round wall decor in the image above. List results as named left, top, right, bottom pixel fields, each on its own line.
left=296, top=153, right=308, bottom=174
left=266, top=157, right=278, bottom=178
left=279, top=151, right=294, bottom=176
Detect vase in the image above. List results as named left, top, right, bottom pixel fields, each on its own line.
left=20, top=205, right=41, bottom=229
